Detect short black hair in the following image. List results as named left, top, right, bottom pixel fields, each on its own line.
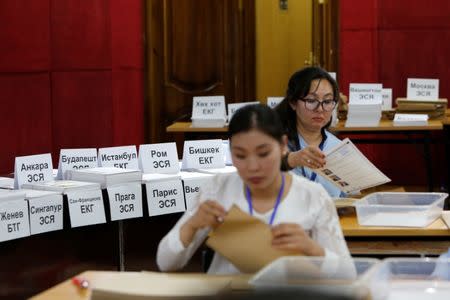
left=228, top=104, right=284, bottom=143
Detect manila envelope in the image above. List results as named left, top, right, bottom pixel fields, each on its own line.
left=206, top=204, right=300, bottom=273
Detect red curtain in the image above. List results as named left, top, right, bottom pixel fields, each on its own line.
left=0, top=0, right=144, bottom=174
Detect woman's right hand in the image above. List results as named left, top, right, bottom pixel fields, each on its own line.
left=180, top=200, right=226, bottom=247
left=188, top=200, right=227, bottom=230
left=288, top=146, right=326, bottom=169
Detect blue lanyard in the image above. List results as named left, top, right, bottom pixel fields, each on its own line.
left=300, top=138, right=325, bottom=182
left=245, top=173, right=285, bottom=225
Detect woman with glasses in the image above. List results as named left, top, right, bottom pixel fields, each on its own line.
left=275, top=67, right=345, bottom=198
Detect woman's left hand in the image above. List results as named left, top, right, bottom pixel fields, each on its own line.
left=271, top=223, right=325, bottom=256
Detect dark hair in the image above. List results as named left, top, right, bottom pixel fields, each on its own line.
left=274, top=66, right=339, bottom=150
left=228, top=104, right=284, bottom=143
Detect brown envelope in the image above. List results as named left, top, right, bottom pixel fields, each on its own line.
left=206, top=204, right=299, bottom=273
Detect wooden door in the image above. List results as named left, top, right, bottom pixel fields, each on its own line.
left=255, top=0, right=313, bottom=101
left=145, top=0, right=255, bottom=143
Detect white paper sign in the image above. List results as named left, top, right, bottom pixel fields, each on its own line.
left=28, top=193, right=63, bottom=235
left=107, top=182, right=143, bottom=221
left=267, top=97, right=284, bottom=108
left=381, top=88, right=392, bottom=110
left=182, top=140, right=225, bottom=170
left=57, top=148, right=98, bottom=180
left=222, top=140, right=232, bottom=165
left=407, top=78, right=439, bottom=100
left=191, top=96, right=226, bottom=119
left=98, top=145, right=139, bottom=169
left=394, top=113, right=429, bottom=122
left=182, top=175, right=212, bottom=211
left=349, top=83, right=383, bottom=104
left=145, top=179, right=185, bottom=216
left=0, top=199, right=30, bottom=242
left=328, top=72, right=337, bottom=81
left=227, top=101, right=259, bottom=122
left=66, top=188, right=106, bottom=227
left=138, top=143, right=179, bottom=174
left=14, top=153, right=53, bottom=189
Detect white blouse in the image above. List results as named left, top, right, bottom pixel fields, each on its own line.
left=156, top=172, right=352, bottom=275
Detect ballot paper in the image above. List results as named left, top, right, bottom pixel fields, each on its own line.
left=206, top=205, right=299, bottom=273
left=315, top=138, right=391, bottom=194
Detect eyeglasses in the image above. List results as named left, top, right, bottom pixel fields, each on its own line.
left=299, top=98, right=337, bottom=112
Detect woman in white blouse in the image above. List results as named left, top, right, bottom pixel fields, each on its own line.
left=157, top=104, right=351, bottom=274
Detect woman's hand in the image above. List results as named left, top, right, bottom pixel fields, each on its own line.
left=180, top=200, right=226, bottom=247
left=271, top=223, right=325, bottom=256
left=288, top=146, right=326, bottom=169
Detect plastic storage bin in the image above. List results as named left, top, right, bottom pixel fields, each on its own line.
left=368, top=258, right=450, bottom=300
left=354, top=192, right=447, bottom=227
left=249, top=256, right=379, bottom=299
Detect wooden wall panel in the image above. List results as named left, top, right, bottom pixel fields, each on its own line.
left=146, top=0, right=253, bottom=143
left=256, top=0, right=312, bottom=101
left=166, top=0, right=224, bottom=92
left=163, top=0, right=230, bottom=125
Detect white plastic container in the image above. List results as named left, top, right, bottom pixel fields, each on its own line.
left=354, top=192, right=447, bottom=227
left=368, top=258, right=450, bottom=300
left=249, top=256, right=379, bottom=299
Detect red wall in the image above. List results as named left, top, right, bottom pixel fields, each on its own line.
left=339, top=0, right=449, bottom=187
left=0, top=0, right=144, bottom=174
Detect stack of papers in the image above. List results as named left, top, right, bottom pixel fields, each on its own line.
left=191, top=118, right=226, bottom=128
left=192, top=166, right=237, bottom=175
left=0, top=189, right=26, bottom=202
left=22, top=180, right=100, bottom=194
left=179, top=171, right=214, bottom=180
left=67, top=167, right=142, bottom=189
left=142, top=173, right=181, bottom=183
left=22, top=189, right=61, bottom=199
left=0, top=177, right=14, bottom=190
left=393, top=113, right=428, bottom=126
left=345, top=102, right=382, bottom=127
